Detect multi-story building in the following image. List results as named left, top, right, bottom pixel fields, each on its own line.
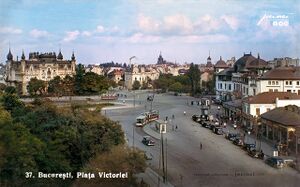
left=214, top=56, right=229, bottom=73
left=5, top=49, right=76, bottom=95
left=0, top=63, right=5, bottom=85
left=242, top=92, right=300, bottom=129
left=85, top=65, right=104, bottom=75
left=257, top=67, right=300, bottom=95
left=268, top=57, right=300, bottom=69
left=215, top=53, right=270, bottom=101
left=124, top=64, right=160, bottom=89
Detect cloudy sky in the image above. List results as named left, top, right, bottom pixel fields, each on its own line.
left=0, top=0, right=299, bottom=65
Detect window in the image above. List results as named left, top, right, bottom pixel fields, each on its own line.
left=268, top=81, right=271, bottom=85
left=253, top=89, right=256, bottom=95
left=228, top=84, right=231, bottom=91
left=297, top=81, right=300, bottom=86
left=276, top=81, right=279, bottom=85
left=287, top=90, right=291, bottom=93
left=256, top=108, right=260, bottom=116
left=272, top=81, right=275, bottom=85
left=274, top=89, right=278, bottom=92
left=225, top=84, right=227, bottom=90
left=269, top=89, right=273, bottom=92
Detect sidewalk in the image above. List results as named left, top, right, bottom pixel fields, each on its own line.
left=143, top=121, right=174, bottom=140
left=136, top=167, right=174, bottom=187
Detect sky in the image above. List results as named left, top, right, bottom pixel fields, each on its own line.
left=0, top=0, right=299, bottom=65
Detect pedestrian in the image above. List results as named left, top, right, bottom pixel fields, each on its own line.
left=200, top=143, right=203, bottom=150
left=175, top=125, right=178, bottom=130
left=172, top=114, right=175, bottom=119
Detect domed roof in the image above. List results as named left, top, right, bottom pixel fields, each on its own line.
left=215, top=56, right=228, bottom=68
left=7, top=49, right=13, bottom=60
left=247, top=54, right=268, bottom=69
left=234, top=52, right=256, bottom=72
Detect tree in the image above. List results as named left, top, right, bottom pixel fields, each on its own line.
left=132, top=80, right=141, bottom=90
left=169, top=82, right=183, bottom=93
left=75, top=145, right=147, bottom=187
left=187, top=63, right=201, bottom=95
left=75, top=64, right=86, bottom=95
left=4, top=86, right=16, bottom=94
left=48, top=76, right=63, bottom=97
left=27, top=78, right=46, bottom=96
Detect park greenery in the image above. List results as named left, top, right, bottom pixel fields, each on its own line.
left=153, top=63, right=215, bottom=95
left=26, top=64, right=115, bottom=97
left=0, top=88, right=146, bottom=186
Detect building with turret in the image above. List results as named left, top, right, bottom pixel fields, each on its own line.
left=5, top=48, right=76, bottom=95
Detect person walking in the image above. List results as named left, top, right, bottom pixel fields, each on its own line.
left=200, top=142, right=203, bottom=150
left=175, top=125, right=178, bottom=130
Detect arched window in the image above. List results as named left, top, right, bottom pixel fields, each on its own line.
left=47, top=68, right=51, bottom=79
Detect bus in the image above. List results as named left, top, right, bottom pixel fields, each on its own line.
left=136, top=115, right=147, bottom=127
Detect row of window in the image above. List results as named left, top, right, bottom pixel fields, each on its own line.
left=268, top=80, right=300, bottom=86
left=217, top=83, right=232, bottom=90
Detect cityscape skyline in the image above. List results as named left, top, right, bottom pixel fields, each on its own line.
left=1, top=0, right=299, bottom=64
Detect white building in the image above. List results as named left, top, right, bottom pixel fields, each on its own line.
left=257, top=67, right=300, bottom=95
left=124, top=64, right=160, bottom=89
left=5, top=49, right=76, bottom=95
left=242, top=92, right=300, bottom=128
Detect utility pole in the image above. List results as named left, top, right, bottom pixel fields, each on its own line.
left=165, top=138, right=168, bottom=182
left=161, top=132, right=166, bottom=183
left=132, top=126, right=135, bottom=149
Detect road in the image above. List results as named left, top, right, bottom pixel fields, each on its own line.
left=104, top=91, right=300, bottom=187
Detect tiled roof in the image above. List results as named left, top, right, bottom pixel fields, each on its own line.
left=261, top=105, right=300, bottom=126
left=260, top=67, right=300, bottom=80
left=215, top=56, right=228, bottom=68
left=244, top=92, right=300, bottom=104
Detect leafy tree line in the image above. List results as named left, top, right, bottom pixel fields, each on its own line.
left=26, top=64, right=116, bottom=97
left=153, top=63, right=202, bottom=95
left=0, top=88, right=146, bottom=186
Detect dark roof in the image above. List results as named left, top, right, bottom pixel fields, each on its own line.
left=234, top=53, right=268, bottom=72
left=260, top=67, right=300, bottom=80
left=223, top=99, right=242, bottom=108
left=244, top=92, right=300, bottom=104
left=261, top=105, right=300, bottom=126
left=215, top=56, right=228, bottom=68
left=217, top=68, right=234, bottom=76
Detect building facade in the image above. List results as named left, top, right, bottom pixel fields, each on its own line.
left=5, top=49, right=76, bottom=95
left=257, top=67, right=300, bottom=95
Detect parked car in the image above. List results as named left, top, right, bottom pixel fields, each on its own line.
left=233, top=138, right=244, bottom=146
left=213, top=127, right=223, bottom=135
left=265, top=157, right=284, bottom=169
left=248, top=149, right=264, bottom=159
left=242, top=143, right=256, bottom=151
left=201, top=121, right=211, bottom=128
left=192, top=115, right=201, bottom=122
left=142, top=136, right=155, bottom=146
left=225, top=133, right=240, bottom=141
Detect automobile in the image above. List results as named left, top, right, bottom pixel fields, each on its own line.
left=242, top=143, right=256, bottom=151
left=192, top=115, right=201, bottom=122
left=213, top=127, right=223, bottom=135
left=201, top=121, right=210, bottom=128
left=248, top=149, right=264, bottom=159
left=225, top=133, right=240, bottom=141
left=233, top=138, right=244, bottom=146
left=142, top=136, right=155, bottom=146
left=265, top=157, right=284, bottom=169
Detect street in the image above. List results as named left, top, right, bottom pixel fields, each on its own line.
left=104, top=91, right=300, bottom=187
